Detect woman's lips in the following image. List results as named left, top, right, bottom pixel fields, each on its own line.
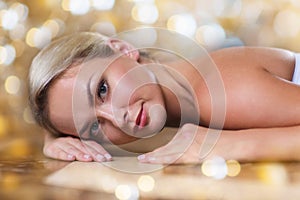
left=136, top=103, right=147, bottom=128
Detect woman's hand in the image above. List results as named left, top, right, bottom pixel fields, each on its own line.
left=137, top=124, right=217, bottom=164
left=43, top=131, right=112, bottom=162
left=138, top=123, right=300, bottom=164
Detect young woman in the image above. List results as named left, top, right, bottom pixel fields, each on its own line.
left=29, top=32, right=300, bottom=164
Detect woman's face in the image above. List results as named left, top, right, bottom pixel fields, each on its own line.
left=48, top=54, right=167, bottom=145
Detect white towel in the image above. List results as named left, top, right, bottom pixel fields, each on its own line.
left=292, top=53, right=300, bottom=85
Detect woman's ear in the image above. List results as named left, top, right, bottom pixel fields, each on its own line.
left=105, top=38, right=140, bottom=61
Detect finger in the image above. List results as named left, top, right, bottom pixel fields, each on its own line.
left=138, top=153, right=179, bottom=164
left=137, top=131, right=196, bottom=164
left=83, top=141, right=112, bottom=162
left=137, top=143, right=193, bottom=164
left=57, top=150, right=76, bottom=161
left=57, top=143, right=93, bottom=162
left=43, top=145, right=76, bottom=161
left=137, top=147, right=179, bottom=163
left=66, top=139, right=91, bottom=154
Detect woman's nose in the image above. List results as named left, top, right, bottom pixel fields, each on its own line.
left=95, top=104, right=126, bottom=127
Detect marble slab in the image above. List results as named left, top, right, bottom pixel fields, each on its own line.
left=45, top=157, right=300, bottom=200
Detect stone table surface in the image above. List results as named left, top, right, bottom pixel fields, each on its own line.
left=1, top=155, right=300, bottom=200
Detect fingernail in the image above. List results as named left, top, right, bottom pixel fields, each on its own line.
left=137, top=154, right=145, bottom=160
left=96, top=154, right=105, bottom=161
left=104, top=153, right=112, bottom=160
left=84, top=154, right=91, bottom=159
left=148, top=157, right=156, bottom=161
left=67, top=154, right=75, bottom=160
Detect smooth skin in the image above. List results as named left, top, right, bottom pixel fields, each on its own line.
left=44, top=40, right=300, bottom=164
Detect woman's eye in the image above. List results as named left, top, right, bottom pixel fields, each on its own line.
left=90, top=122, right=99, bottom=137
left=97, top=80, right=109, bottom=102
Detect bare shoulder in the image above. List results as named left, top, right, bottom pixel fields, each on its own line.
left=205, top=47, right=300, bottom=129
left=210, top=46, right=295, bottom=80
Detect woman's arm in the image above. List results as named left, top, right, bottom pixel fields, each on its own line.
left=223, top=125, right=300, bottom=162
left=138, top=123, right=300, bottom=164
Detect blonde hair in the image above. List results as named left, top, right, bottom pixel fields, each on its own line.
left=29, top=32, right=115, bottom=136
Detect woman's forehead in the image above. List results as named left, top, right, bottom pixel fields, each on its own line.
left=59, top=62, right=82, bottom=79
left=76, top=57, right=116, bottom=75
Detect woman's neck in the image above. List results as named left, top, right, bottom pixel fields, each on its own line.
left=142, top=59, right=202, bottom=127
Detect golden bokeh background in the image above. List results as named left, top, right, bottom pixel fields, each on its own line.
left=1, top=0, right=300, bottom=159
